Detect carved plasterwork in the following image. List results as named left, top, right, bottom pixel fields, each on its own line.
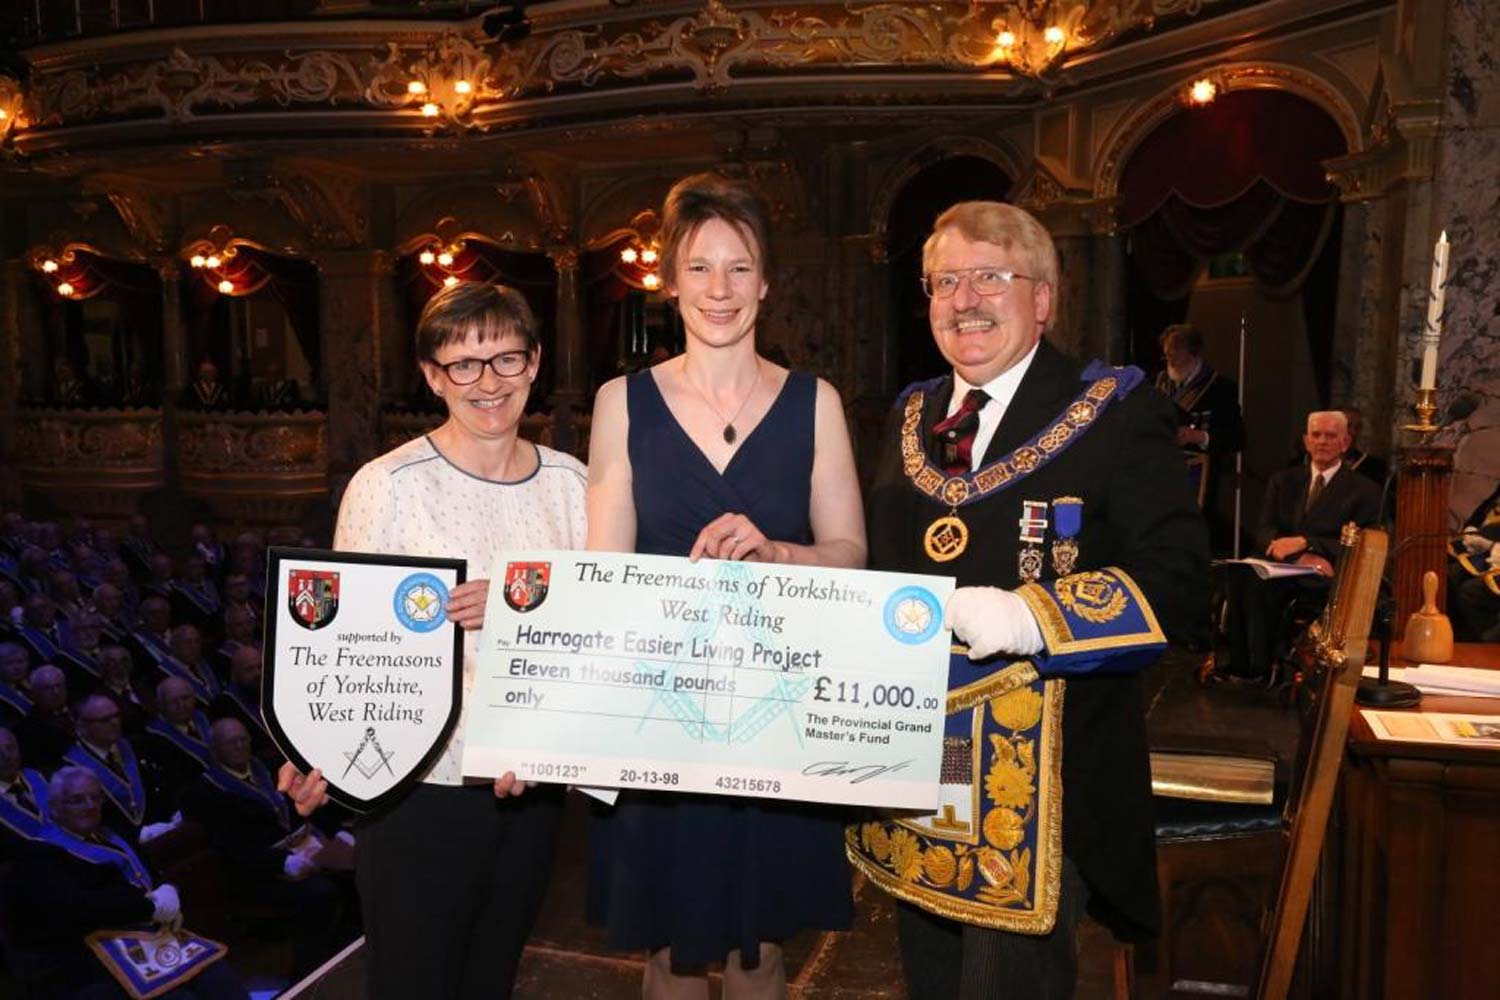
left=14, top=408, right=163, bottom=470
left=394, top=183, right=549, bottom=253
left=1323, top=99, right=1440, bottom=202
left=177, top=412, right=327, bottom=474
left=269, top=163, right=370, bottom=248
left=1093, top=62, right=1364, bottom=201
left=0, top=74, right=23, bottom=144
left=19, top=3, right=1236, bottom=137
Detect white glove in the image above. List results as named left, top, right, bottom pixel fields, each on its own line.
left=147, top=883, right=181, bottom=928
left=944, top=587, right=1045, bottom=661
left=283, top=852, right=318, bottom=879
left=1462, top=529, right=1492, bottom=555
left=137, top=814, right=181, bottom=844
left=1487, top=542, right=1500, bottom=571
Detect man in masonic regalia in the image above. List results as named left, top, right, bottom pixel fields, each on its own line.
left=848, top=201, right=1209, bottom=999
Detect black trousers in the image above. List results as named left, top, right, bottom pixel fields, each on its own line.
left=355, top=782, right=563, bottom=1000
left=897, top=857, right=1090, bottom=1000
left=1223, top=566, right=1328, bottom=678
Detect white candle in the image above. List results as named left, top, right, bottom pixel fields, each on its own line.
left=1420, top=229, right=1449, bottom=390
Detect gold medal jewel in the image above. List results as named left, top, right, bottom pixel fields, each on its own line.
left=1018, top=500, right=1049, bottom=582
left=925, top=512, right=969, bottom=562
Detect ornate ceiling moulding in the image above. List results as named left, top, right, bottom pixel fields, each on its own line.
left=16, top=2, right=1235, bottom=142
left=1323, top=99, right=1441, bottom=203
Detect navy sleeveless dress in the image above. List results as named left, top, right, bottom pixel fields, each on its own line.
left=586, top=368, right=854, bottom=967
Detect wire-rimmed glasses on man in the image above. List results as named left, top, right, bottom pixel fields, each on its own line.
left=920, top=267, right=1035, bottom=299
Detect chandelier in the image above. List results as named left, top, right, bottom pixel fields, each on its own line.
left=971, top=1, right=1222, bottom=79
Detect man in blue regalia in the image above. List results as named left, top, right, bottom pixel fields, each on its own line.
left=10, top=767, right=247, bottom=998
left=849, top=201, right=1209, bottom=999
left=0, top=726, right=48, bottom=861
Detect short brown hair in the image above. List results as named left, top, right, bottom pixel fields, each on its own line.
left=414, top=281, right=538, bottom=361
left=658, top=173, right=772, bottom=287
left=922, top=202, right=1059, bottom=323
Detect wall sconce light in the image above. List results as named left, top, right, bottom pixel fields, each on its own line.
left=408, top=80, right=427, bottom=95
left=204, top=254, right=222, bottom=269
left=1187, top=77, right=1219, bottom=106
left=57, top=281, right=75, bottom=297
left=418, top=250, right=436, bottom=265
left=443, top=275, right=460, bottom=288
left=620, top=246, right=638, bottom=265
left=217, top=279, right=234, bottom=294
left=41, top=259, right=58, bottom=273
left=642, top=273, right=661, bottom=291
left=454, top=80, right=473, bottom=95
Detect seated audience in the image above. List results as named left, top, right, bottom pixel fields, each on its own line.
left=90, top=582, right=134, bottom=642
left=214, top=605, right=257, bottom=676
left=255, top=361, right=303, bottom=411
left=119, top=513, right=160, bottom=580
left=141, top=677, right=215, bottom=815
left=10, top=767, right=248, bottom=999
left=168, top=624, right=224, bottom=703
left=0, top=726, right=48, bottom=861
left=144, top=552, right=177, bottom=601
left=16, top=665, right=75, bottom=770
left=220, top=572, right=262, bottom=628
left=182, top=718, right=347, bottom=978
left=1221, top=410, right=1382, bottom=679
left=171, top=555, right=222, bottom=630
left=55, top=609, right=108, bottom=690
left=46, top=567, right=87, bottom=620
left=191, top=523, right=227, bottom=579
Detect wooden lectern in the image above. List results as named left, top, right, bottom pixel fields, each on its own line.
left=1391, top=444, right=1454, bottom=622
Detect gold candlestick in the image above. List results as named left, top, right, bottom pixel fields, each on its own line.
left=1402, top=387, right=1438, bottom=432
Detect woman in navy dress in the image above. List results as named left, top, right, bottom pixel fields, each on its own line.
left=586, top=173, right=867, bottom=997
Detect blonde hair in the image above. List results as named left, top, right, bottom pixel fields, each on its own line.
left=922, top=200, right=1059, bottom=293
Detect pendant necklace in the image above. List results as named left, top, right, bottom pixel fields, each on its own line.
left=685, top=358, right=761, bottom=444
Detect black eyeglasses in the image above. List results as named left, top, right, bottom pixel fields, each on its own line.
left=433, top=351, right=531, bottom=385
left=921, top=267, right=1035, bottom=299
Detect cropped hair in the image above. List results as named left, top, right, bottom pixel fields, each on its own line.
left=414, top=281, right=539, bottom=362
left=1306, top=410, right=1349, bottom=434
left=922, top=200, right=1060, bottom=294
left=1159, top=324, right=1204, bottom=356
left=658, top=173, right=773, bottom=288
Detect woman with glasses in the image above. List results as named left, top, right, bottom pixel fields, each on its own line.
left=278, top=281, right=587, bottom=999
left=586, top=173, right=866, bottom=998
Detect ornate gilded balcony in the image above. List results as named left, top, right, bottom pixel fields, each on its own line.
left=12, top=407, right=166, bottom=518
left=176, top=409, right=328, bottom=525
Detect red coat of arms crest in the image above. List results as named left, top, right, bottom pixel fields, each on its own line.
left=288, top=569, right=340, bottom=630
left=503, top=562, right=551, bottom=613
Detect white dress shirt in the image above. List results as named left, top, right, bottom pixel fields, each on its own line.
left=946, top=343, right=1040, bottom=471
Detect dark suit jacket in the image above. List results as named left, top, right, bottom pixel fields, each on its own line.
left=8, top=838, right=156, bottom=990
left=180, top=771, right=293, bottom=879
left=868, top=339, right=1210, bottom=937
left=1256, top=463, right=1382, bottom=559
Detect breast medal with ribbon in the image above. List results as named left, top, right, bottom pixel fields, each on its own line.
left=1051, top=497, right=1082, bottom=576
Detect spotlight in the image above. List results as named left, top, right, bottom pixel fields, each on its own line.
left=437, top=251, right=454, bottom=267
left=218, top=279, right=234, bottom=294
left=640, top=247, right=658, bottom=264
left=642, top=273, right=661, bottom=291
left=204, top=255, right=221, bottom=269
left=41, top=259, right=58, bottom=273
left=620, top=246, right=638, bottom=264
left=421, top=102, right=440, bottom=118
left=419, top=250, right=436, bottom=265
left=443, top=275, right=459, bottom=288
left=57, top=282, right=74, bottom=296
left=189, top=254, right=206, bottom=268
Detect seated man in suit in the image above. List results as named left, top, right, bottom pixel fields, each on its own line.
left=16, top=665, right=74, bottom=770
left=140, top=676, right=215, bottom=815
left=0, top=726, right=48, bottom=862
left=10, top=767, right=247, bottom=999
left=0, top=641, right=32, bottom=726
left=89, top=642, right=150, bottom=736
left=129, top=594, right=176, bottom=668
left=63, top=693, right=170, bottom=844
left=168, top=623, right=223, bottom=703
left=1221, top=410, right=1382, bottom=679
left=89, top=582, right=134, bottom=642
left=210, top=644, right=278, bottom=766
left=213, top=605, right=257, bottom=678
left=182, top=718, right=348, bottom=978
left=169, top=555, right=221, bottom=631
left=14, top=592, right=71, bottom=668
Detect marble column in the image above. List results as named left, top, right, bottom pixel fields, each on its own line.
left=1094, top=231, right=1129, bottom=365
left=316, top=250, right=390, bottom=484
left=546, top=247, right=587, bottom=458
left=1435, top=0, right=1500, bottom=521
